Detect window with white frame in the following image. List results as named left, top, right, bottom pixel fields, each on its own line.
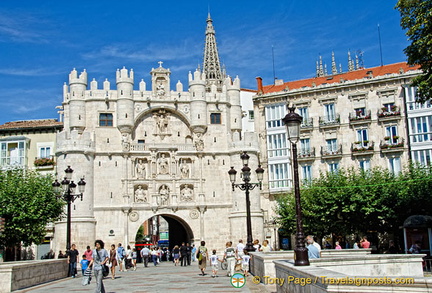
left=267, top=133, right=287, bottom=158
left=359, top=159, right=371, bottom=172
left=0, top=140, right=26, bottom=167
left=385, top=125, right=398, bottom=144
left=326, top=138, right=338, bottom=152
left=356, top=129, right=369, bottom=147
left=410, top=116, right=432, bottom=143
left=248, top=110, right=255, bottom=121
left=268, top=163, right=290, bottom=189
left=412, top=150, right=432, bottom=166
left=328, top=162, right=339, bottom=173
left=265, top=104, right=285, bottom=129
left=298, top=107, right=309, bottom=126
left=324, top=103, right=336, bottom=122
left=300, top=138, right=311, bottom=155
left=388, top=157, right=401, bottom=175
left=301, top=165, right=312, bottom=182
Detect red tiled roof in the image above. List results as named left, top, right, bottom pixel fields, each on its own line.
left=0, top=119, right=63, bottom=130
left=261, top=62, right=421, bottom=94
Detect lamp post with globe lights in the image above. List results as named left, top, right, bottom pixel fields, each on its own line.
left=52, top=166, right=86, bottom=252
left=228, top=152, right=264, bottom=252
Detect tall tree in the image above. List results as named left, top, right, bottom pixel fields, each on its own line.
left=396, top=0, right=432, bottom=102
left=0, top=169, right=64, bottom=252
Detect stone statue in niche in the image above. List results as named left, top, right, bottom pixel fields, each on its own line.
left=180, top=160, right=189, bottom=178
left=159, top=185, right=169, bottom=205
left=180, top=185, right=193, bottom=202
left=135, top=185, right=147, bottom=203
left=158, top=154, right=169, bottom=175
left=156, top=81, right=165, bottom=97
left=156, top=113, right=169, bottom=133
left=194, top=134, right=204, bottom=151
left=135, top=159, right=146, bottom=179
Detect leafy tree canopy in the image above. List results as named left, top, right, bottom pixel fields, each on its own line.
left=276, top=165, right=432, bottom=242
left=396, top=0, right=432, bottom=103
left=0, top=169, right=64, bottom=247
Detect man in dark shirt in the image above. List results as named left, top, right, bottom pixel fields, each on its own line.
left=180, top=242, right=188, bottom=266
left=186, top=243, right=192, bottom=265
left=67, top=244, right=79, bottom=277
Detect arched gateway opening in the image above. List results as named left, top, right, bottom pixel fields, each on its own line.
left=134, top=214, right=194, bottom=257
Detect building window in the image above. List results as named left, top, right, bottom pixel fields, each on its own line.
left=265, top=104, right=285, bottom=128
left=210, top=113, right=221, bottom=124
left=269, top=163, right=290, bottom=189
left=248, top=110, right=255, bottom=121
left=385, top=125, right=398, bottom=144
left=328, top=162, right=339, bottom=173
left=412, top=150, right=432, bottom=166
left=39, top=146, right=51, bottom=158
left=301, top=165, right=312, bottom=182
left=99, top=113, right=113, bottom=126
left=410, top=116, right=432, bottom=143
left=359, top=160, right=371, bottom=172
left=356, top=129, right=369, bottom=147
left=267, top=133, right=287, bottom=158
left=324, top=103, right=336, bottom=122
left=0, top=140, right=26, bottom=167
left=388, top=157, right=401, bottom=175
left=300, top=138, right=311, bottom=155
left=326, top=139, right=338, bottom=153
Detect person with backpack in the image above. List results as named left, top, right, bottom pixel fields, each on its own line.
left=197, top=240, right=208, bottom=276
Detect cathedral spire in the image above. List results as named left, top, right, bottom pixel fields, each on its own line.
left=203, top=14, right=223, bottom=90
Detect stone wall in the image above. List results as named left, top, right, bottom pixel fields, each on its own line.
left=0, top=259, right=68, bottom=293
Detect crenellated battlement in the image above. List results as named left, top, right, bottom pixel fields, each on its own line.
left=116, top=67, right=134, bottom=84
left=69, top=68, right=88, bottom=85
left=188, top=69, right=206, bottom=86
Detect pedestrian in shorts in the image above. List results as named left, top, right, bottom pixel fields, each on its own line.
left=209, top=249, right=221, bottom=278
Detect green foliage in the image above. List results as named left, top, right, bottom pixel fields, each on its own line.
left=0, top=169, right=64, bottom=247
left=396, top=0, right=432, bottom=103
left=276, top=165, right=432, bottom=240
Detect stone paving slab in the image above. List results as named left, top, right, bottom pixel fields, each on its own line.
left=13, top=261, right=273, bottom=293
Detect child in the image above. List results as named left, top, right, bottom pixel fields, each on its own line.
left=242, top=249, right=251, bottom=277
left=209, top=249, right=221, bottom=278
left=80, top=254, right=89, bottom=276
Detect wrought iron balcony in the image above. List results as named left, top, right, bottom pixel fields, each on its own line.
left=380, top=137, right=405, bottom=153
left=321, top=144, right=343, bottom=158
left=297, top=147, right=316, bottom=161
left=378, top=106, right=401, bottom=122
left=300, top=118, right=313, bottom=131
left=349, top=110, right=372, bottom=125
left=351, top=141, right=374, bottom=156
left=319, top=114, right=340, bottom=129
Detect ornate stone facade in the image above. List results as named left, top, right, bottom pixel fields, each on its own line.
left=52, top=16, right=266, bottom=252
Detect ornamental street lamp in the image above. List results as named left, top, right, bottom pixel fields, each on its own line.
left=282, top=107, right=310, bottom=266
left=228, top=152, right=265, bottom=252
left=52, top=166, right=86, bottom=251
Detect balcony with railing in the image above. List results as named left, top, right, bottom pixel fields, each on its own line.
left=378, top=106, right=401, bottom=122
left=319, top=114, right=340, bottom=129
left=380, top=137, right=405, bottom=153
left=321, top=144, right=343, bottom=158
left=297, top=147, right=316, bottom=161
left=349, top=110, right=372, bottom=125
left=300, top=118, right=313, bottom=131
left=129, top=143, right=195, bottom=152
left=351, top=141, right=374, bottom=156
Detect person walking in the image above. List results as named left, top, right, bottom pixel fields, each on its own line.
left=180, top=242, right=188, bottom=266
left=140, top=246, right=150, bottom=267
left=89, top=240, right=109, bottom=293
left=241, top=249, right=251, bottom=277
left=109, top=244, right=118, bottom=279
left=131, top=248, right=137, bottom=270
left=67, top=244, right=79, bottom=278
left=173, top=245, right=180, bottom=266
left=197, top=240, right=208, bottom=276
left=209, top=249, right=221, bottom=278
left=151, top=247, right=158, bottom=266
left=223, top=241, right=236, bottom=277
left=116, top=243, right=125, bottom=272
left=125, top=245, right=133, bottom=270
left=80, top=254, right=89, bottom=276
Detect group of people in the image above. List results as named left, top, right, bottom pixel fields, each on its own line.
left=306, top=235, right=372, bottom=259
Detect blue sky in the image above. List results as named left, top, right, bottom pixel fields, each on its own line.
left=0, top=1, right=408, bottom=125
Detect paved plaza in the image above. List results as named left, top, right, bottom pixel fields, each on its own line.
left=13, top=261, right=272, bottom=293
